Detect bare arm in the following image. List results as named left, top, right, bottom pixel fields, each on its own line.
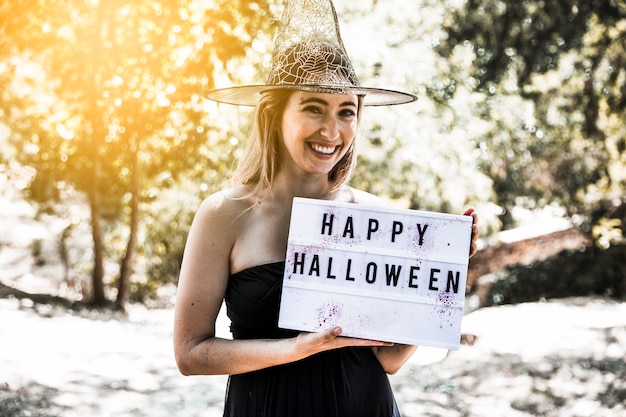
left=372, top=344, right=418, bottom=375
left=173, top=192, right=391, bottom=376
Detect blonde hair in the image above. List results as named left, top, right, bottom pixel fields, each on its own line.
left=232, top=89, right=362, bottom=197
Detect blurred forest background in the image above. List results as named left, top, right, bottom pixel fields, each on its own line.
left=0, top=0, right=625, bottom=312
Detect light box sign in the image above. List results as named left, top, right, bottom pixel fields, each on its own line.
left=278, top=197, right=473, bottom=350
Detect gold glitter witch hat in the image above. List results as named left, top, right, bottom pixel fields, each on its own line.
left=205, top=0, right=417, bottom=106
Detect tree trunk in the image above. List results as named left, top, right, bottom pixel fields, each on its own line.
left=87, top=1, right=108, bottom=308
left=89, top=155, right=107, bottom=306
left=116, top=137, right=140, bottom=312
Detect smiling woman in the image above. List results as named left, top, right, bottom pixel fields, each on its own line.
left=172, top=0, right=478, bottom=416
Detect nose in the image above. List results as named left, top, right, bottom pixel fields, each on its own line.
left=320, top=115, right=340, bottom=141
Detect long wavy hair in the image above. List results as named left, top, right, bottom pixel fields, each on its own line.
left=231, top=89, right=363, bottom=197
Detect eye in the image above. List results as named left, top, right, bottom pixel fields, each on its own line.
left=303, top=105, right=323, bottom=114
left=339, top=108, right=356, bottom=118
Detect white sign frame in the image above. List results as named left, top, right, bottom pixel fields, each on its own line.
left=278, top=197, right=473, bottom=350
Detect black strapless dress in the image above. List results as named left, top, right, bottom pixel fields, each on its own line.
left=223, top=261, right=401, bottom=417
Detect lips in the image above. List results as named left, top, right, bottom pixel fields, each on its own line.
left=310, top=143, right=339, bottom=155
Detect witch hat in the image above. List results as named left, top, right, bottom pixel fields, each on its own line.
left=205, top=0, right=417, bottom=106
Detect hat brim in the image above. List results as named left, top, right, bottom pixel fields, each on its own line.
left=204, top=84, right=417, bottom=107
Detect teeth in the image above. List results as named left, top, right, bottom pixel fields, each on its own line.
left=311, top=144, right=336, bottom=154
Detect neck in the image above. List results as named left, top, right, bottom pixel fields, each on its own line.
left=272, top=170, right=338, bottom=203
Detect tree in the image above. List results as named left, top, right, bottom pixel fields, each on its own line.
left=0, top=0, right=276, bottom=309
left=438, top=0, right=626, bottom=237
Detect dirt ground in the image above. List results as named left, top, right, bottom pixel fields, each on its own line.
left=1, top=295, right=625, bottom=417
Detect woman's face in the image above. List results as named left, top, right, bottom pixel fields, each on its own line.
left=279, top=91, right=358, bottom=177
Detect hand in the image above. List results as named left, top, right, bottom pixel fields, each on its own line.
left=463, top=207, right=479, bottom=258
left=294, top=326, right=393, bottom=357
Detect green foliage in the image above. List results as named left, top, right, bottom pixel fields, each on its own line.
left=438, top=0, right=626, bottom=233
left=486, top=244, right=626, bottom=306
left=141, top=178, right=208, bottom=287
left=441, top=1, right=624, bottom=89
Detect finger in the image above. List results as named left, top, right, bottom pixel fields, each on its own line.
left=466, top=210, right=478, bottom=226
left=294, top=327, right=340, bottom=353
left=471, top=223, right=479, bottom=240
left=462, top=208, right=479, bottom=232
left=335, top=336, right=394, bottom=348
left=462, top=207, right=475, bottom=217
left=469, top=240, right=477, bottom=257
left=313, top=328, right=392, bottom=348
left=317, top=326, right=342, bottom=343
left=462, top=208, right=479, bottom=257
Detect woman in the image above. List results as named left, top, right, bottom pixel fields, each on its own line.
left=174, top=1, right=478, bottom=415
left=173, top=88, right=478, bottom=415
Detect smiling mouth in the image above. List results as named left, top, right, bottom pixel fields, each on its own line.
left=310, top=143, right=339, bottom=155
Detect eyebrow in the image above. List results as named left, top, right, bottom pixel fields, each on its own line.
left=300, top=97, right=357, bottom=108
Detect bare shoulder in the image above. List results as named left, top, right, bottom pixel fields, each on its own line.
left=196, top=186, right=256, bottom=222
left=177, top=186, right=257, bottom=293
left=185, top=186, right=258, bottom=262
